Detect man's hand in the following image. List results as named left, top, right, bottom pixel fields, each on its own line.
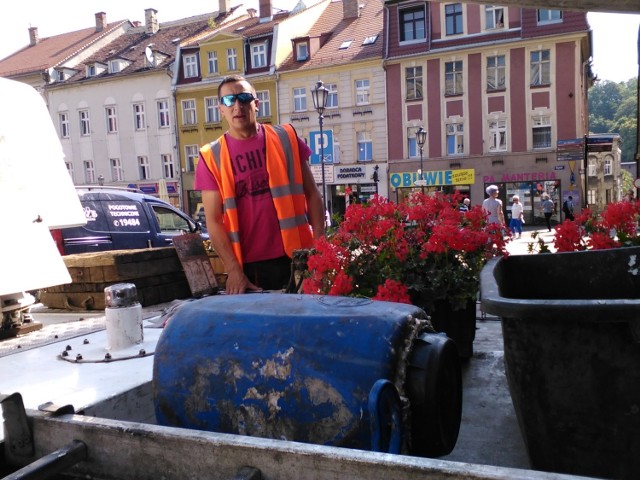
left=224, top=266, right=262, bottom=295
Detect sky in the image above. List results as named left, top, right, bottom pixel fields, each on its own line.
left=0, top=2, right=638, bottom=83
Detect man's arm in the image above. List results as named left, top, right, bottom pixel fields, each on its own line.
left=300, top=159, right=325, bottom=239
left=201, top=190, right=260, bottom=294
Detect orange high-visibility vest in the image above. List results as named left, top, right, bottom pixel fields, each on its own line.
left=200, top=124, right=313, bottom=265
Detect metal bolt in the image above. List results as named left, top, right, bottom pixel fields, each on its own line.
left=104, top=353, right=112, bottom=361
left=65, top=345, right=72, bottom=351
left=139, top=349, right=146, bottom=356
left=62, top=350, right=68, bottom=357
left=76, top=354, right=83, bottom=361
left=83, top=339, right=89, bottom=344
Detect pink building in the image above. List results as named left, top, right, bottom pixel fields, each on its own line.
left=383, top=1, right=593, bottom=226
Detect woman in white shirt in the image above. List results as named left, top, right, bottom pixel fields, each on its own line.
left=509, top=195, right=524, bottom=238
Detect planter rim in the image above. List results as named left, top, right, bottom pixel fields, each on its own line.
left=480, top=254, right=640, bottom=321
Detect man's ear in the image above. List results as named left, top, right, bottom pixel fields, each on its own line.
left=254, top=98, right=260, bottom=112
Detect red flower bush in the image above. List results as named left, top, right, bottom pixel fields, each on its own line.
left=552, top=200, right=640, bottom=252
left=302, top=192, right=508, bottom=310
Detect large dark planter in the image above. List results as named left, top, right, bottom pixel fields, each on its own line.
left=426, top=299, right=476, bottom=359
left=480, top=246, right=640, bottom=479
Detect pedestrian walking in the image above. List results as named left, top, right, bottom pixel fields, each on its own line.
left=509, top=195, right=524, bottom=238
left=562, top=195, right=575, bottom=221
left=540, top=194, right=556, bottom=232
left=482, top=185, right=505, bottom=227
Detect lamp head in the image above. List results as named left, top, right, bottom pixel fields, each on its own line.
left=312, top=80, right=329, bottom=115
left=416, top=127, right=427, bottom=148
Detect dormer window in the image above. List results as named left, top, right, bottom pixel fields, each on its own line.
left=362, top=35, right=378, bottom=46
left=251, top=41, right=268, bottom=68
left=296, top=42, right=309, bottom=61
left=54, top=67, right=78, bottom=82
left=86, top=62, right=107, bottom=77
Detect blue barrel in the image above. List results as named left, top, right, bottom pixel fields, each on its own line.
left=153, top=294, right=461, bottom=456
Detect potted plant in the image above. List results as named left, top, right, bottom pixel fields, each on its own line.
left=302, top=192, right=507, bottom=357
left=481, top=200, right=640, bottom=479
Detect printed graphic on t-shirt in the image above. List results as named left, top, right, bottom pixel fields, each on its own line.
left=231, top=146, right=270, bottom=199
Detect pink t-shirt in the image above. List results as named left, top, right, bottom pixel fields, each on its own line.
left=194, top=124, right=312, bottom=263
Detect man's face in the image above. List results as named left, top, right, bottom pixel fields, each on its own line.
left=218, top=80, right=260, bottom=136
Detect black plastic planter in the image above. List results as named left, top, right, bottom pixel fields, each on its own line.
left=480, top=247, right=640, bottom=480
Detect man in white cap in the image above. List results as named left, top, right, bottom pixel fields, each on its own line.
left=482, top=185, right=505, bottom=227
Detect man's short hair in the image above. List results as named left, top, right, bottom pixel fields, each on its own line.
left=217, top=75, right=250, bottom=99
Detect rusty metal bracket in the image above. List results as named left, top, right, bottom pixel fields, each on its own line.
left=38, top=402, right=75, bottom=416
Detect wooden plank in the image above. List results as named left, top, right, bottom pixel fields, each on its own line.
left=173, top=233, right=218, bottom=297
left=40, top=279, right=192, bottom=310
left=66, top=257, right=183, bottom=284
left=45, top=272, right=188, bottom=294
left=62, top=247, right=179, bottom=268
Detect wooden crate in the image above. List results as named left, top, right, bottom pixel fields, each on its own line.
left=40, top=248, right=191, bottom=311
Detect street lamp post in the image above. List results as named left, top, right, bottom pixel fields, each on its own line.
left=416, top=127, right=427, bottom=193
left=312, top=81, right=329, bottom=213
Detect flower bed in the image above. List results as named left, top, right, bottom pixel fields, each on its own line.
left=302, top=192, right=508, bottom=355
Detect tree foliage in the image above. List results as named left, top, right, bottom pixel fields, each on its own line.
left=588, top=78, right=638, bottom=162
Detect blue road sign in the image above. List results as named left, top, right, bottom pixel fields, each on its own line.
left=309, top=130, right=333, bottom=165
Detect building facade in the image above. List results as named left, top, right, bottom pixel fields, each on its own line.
left=2, top=1, right=619, bottom=227
left=383, top=1, right=594, bottom=225
left=173, top=0, right=330, bottom=216
left=40, top=5, right=241, bottom=208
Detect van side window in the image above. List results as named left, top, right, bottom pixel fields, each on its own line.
left=153, top=206, right=191, bottom=233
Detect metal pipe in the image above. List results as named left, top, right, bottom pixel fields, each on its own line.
left=3, top=440, right=88, bottom=480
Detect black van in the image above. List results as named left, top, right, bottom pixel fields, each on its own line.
left=51, top=186, right=208, bottom=255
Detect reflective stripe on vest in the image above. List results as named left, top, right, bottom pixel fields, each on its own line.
left=199, top=124, right=313, bottom=265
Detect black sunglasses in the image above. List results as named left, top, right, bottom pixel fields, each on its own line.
left=220, top=92, right=255, bottom=107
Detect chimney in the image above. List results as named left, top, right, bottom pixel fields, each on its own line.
left=219, top=0, right=231, bottom=14
left=145, top=8, right=159, bottom=35
left=95, top=12, right=107, bottom=32
left=259, top=0, right=272, bottom=20
left=343, top=0, right=359, bottom=19
left=28, top=27, right=39, bottom=47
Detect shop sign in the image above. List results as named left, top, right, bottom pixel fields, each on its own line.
left=483, top=171, right=557, bottom=183
left=390, top=169, right=475, bottom=188
left=335, top=165, right=367, bottom=180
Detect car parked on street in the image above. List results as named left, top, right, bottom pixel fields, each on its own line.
left=51, top=186, right=207, bottom=255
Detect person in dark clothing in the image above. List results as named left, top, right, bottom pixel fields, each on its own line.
left=562, top=195, right=575, bottom=221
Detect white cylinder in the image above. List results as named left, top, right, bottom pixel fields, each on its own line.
left=105, top=303, right=143, bottom=350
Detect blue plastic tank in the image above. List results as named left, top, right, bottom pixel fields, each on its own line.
left=153, top=293, right=461, bottom=456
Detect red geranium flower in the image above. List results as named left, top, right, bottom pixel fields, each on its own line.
left=302, top=192, right=508, bottom=310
